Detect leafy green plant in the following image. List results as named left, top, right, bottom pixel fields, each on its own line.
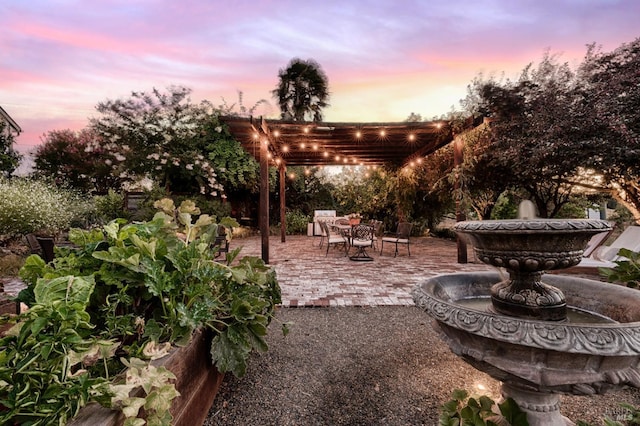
left=440, top=389, right=529, bottom=426
left=600, top=248, right=640, bottom=289
left=0, top=275, right=116, bottom=424
left=2, top=198, right=282, bottom=424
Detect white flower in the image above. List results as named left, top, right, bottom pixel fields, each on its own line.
left=215, top=126, right=222, bottom=133
left=105, top=159, right=112, bottom=166
left=186, top=164, right=194, bottom=170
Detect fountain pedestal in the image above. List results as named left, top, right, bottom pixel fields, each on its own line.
left=501, top=384, right=574, bottom=426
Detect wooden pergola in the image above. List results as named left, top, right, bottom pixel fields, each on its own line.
left=221, top=116, right=468, bottom=263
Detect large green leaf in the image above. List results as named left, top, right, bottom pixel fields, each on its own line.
left=210, top=331, right=250, bottom=377
left=34, top=275, right=95, bottom=307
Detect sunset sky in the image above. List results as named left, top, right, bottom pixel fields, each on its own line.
left=1, top=0, right=639, bottom=156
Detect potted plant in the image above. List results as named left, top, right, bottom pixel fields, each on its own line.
left=0, top=198, right=283, bottom=425
left=348, top=213, right=362, bottom=226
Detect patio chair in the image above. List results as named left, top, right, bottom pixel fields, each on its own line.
left=347, top=224, right=375, bottom=261
left=212, top=225, right=230, bottom=259
left=320, top=221, right=348, bottom=257
left=316, top=220, right=328, bottom=248
left=570, top=225, right=640, bottom=271
left=380, top=222, right=413, bottom=257
left=369, top=220, right=384, bottom=250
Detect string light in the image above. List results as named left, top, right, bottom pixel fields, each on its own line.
left=288, top=172, right=295, bottom=179
left=247, top=122, right=450, bottom=169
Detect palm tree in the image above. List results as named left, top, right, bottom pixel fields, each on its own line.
left=272, top=58, right=330, bottom=122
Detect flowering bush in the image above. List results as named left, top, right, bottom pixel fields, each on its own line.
left=0, top=178, right=81, bottom=238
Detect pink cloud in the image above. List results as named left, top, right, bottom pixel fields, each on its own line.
left=2, top=0, right=639, bottom=162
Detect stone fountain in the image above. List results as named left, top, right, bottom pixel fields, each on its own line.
left=412, top=219, right=640, bottom=425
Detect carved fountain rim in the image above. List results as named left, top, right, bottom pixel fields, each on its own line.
left=454, top=218, right=612, bottom=234
left=412, top=272, right=640, bottom=356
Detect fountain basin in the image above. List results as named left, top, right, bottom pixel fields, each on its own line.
left=412, top=272, right=640, bottom=395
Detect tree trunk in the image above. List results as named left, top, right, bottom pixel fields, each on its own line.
left=613, top=183, right=640, bottom=224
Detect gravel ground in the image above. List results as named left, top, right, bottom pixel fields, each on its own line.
left=204, top=306, right=640, bottom=425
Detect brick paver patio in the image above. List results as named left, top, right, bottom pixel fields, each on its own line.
left=227, top=235, right=493, bottom=307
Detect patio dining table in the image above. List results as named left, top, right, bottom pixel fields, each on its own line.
left=331, top=223, right=375, bottom=261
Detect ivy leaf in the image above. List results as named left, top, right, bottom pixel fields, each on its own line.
left=145, top=383, right=180, bottom=413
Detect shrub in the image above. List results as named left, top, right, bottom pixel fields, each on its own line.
left=0, top=178, right=81, bottom=238
left=284, top=209, right=311, bottom=235
left=93, top=189, right=129, bottom=224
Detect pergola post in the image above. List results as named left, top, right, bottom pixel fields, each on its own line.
left=279, top=165, right=286, bottom=243
left=259, top=128, right=270, bottom=264
left=453, top=133, right=467, bottom=263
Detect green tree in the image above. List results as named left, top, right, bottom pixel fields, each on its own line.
left=272, top=58, right=330, bottom=122
left=578, top=38, right=640, bottom=221
left=463, top=53, right=591, bottom=218
left=0, top=121, right=21, bottom=177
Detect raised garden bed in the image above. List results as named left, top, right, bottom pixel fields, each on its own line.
left=69, top=329, right=224, bottom=426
